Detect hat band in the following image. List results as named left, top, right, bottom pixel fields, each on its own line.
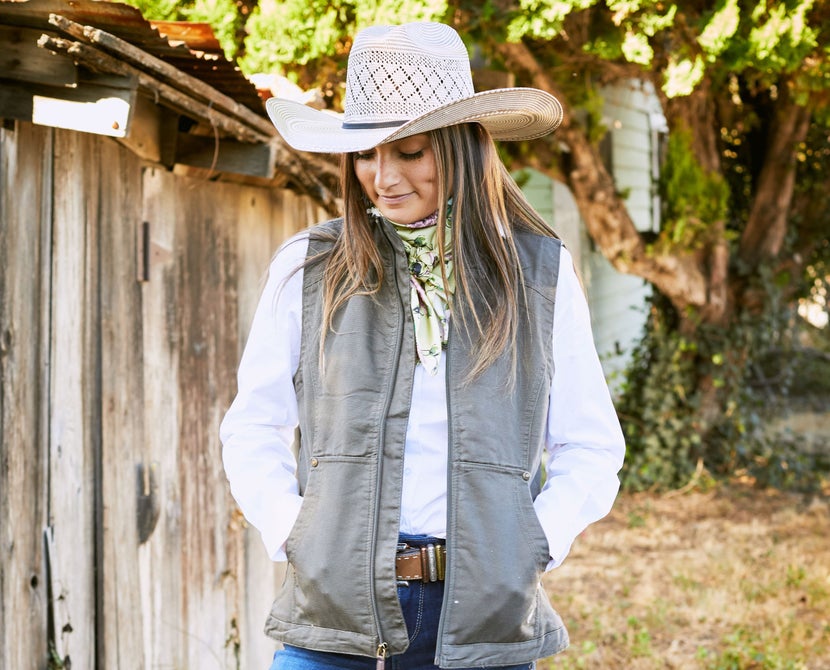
left=341, top=119, right=407, bottom=130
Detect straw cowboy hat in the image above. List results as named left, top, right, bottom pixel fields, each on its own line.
left=265, top=22, right=563, bottom=154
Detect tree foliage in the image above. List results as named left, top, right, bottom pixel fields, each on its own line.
left=243, top=0, right=448, bottom=76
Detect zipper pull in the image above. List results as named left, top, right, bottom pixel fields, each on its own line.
left=376, top=642, right=388, bottom=670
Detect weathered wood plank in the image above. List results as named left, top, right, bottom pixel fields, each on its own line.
left=48, top=127, right=98, bottom=668
left=0, top=0, right=144, bottom=31
left=0, top=121, right=52, bottom=670
left=39, top=21, right=341, bottom=214
left=137, top=166, right=185, bottom=669
left=175, top=177, right=242, bottom=668
left=97, top=135, right=147, bottom=670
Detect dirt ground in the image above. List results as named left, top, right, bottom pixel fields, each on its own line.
left=538, top=483, right=830, bottom=669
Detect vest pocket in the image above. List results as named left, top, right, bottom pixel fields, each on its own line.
left=278, top=456, right=378, bottom=636
left=445, top=461, right=559, bottom=646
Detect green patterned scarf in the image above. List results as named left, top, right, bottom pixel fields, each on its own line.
left=370, top=208, right=455, bottom=375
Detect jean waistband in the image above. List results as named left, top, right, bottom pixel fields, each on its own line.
left=397, top=533, right=446, bottom=548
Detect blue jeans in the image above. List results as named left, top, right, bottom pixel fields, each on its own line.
left=268, top=535, right=535, bottom=670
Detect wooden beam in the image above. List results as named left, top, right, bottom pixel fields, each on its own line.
left=0, top=26, right=77, bottom=87
left=116, top=92, right=162, bottom=162
left=174, top=133, right=275, bottom=178
left=0, top=79, right=135, bottom=137
left=157, top=111, right=180, bottom=169
left=176, top=133, right=274, bottom=178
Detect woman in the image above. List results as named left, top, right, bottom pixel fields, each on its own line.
left=221, top=21, right=625, bottom=670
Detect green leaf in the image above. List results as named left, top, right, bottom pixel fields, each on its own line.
left=663, top=56, right=706, bottom=98
left=621, top=30, right=653, bottom=65
left=697, top=0, right=740, bottom=59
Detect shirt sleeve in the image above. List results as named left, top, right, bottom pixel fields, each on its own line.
left=533, top=245, right=626, bottom=570
left=220, top=234, right=309, bottom=562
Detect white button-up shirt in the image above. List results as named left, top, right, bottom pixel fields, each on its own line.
left=221, top=234, right=625, bottom=570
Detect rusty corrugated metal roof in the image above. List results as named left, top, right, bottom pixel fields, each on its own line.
left=0, top=0, right=266, bottom=116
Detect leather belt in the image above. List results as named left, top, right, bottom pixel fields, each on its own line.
left=396, top=542, right=446, bottom=583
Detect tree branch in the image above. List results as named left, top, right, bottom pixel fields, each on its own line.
left=493, top=39, right=710, bottom=313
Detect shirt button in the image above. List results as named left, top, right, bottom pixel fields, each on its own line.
left=310, top=458, right=319, bottom=467
left=522, top=471, right=531, bottom=481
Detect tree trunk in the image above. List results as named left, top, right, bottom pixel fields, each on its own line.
left=663, top=82, right=722, bottom=174
left=700, top=220, right=731, bottom=326
left=739, top=85, right=812, bottom=267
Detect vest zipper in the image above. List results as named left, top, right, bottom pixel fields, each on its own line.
left=369, top=227, right=406, bottom=662
left=434, top=334, right=453, bottom=664
left=376, top=642, right=388, bottom=669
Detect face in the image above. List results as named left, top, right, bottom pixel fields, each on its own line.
left=353, top=134, right=439, bottom=225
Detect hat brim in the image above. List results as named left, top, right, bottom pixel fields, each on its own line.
left=266, top=88, right=563, bottom=154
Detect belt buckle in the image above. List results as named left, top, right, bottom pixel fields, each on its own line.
left=396, top=541, right=446, bottom=585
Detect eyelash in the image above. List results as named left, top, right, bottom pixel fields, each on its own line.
left=354, top=150, right=424, bottom=161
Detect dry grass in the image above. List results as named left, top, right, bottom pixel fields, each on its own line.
left=540, top=484, right=830, bottom=669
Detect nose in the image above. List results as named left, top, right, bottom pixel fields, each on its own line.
left=374, top=153, right=399, bottom=191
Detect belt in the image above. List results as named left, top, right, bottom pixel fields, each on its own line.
left=395, top=542, right=446, bottom=583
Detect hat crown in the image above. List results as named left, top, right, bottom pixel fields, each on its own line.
left=265, top=22, right=563, bottom=154
left=343, top=22, right=475, bottom=128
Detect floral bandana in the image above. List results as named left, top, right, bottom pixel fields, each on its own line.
left=369, top=207, right=454, bottom=375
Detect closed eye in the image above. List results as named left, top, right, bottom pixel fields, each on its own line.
left=400, top=150, right=424, bottom=161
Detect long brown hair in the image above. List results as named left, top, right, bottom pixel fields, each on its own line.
left=316, top=122, right=558, bottom=380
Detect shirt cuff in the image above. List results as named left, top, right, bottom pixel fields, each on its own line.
left=259, top=495, right=303, bottom=562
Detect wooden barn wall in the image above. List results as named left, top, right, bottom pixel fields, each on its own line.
left=0, top=120, right=324, bottom=669
left=1, top=121, right=53, bottom=670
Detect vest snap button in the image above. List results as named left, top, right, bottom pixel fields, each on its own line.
left=522, top=471, right=531, bottom=481
left=310, top=458, right=319, bottom=467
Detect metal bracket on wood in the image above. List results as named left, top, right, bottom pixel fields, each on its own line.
left=137, top=221, right=150, bottom=282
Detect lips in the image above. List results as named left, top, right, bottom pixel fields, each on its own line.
left=378, top=193, right=412, bottom=205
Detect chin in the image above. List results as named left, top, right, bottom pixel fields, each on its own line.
left=384, top=209, right=433, bottom=226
